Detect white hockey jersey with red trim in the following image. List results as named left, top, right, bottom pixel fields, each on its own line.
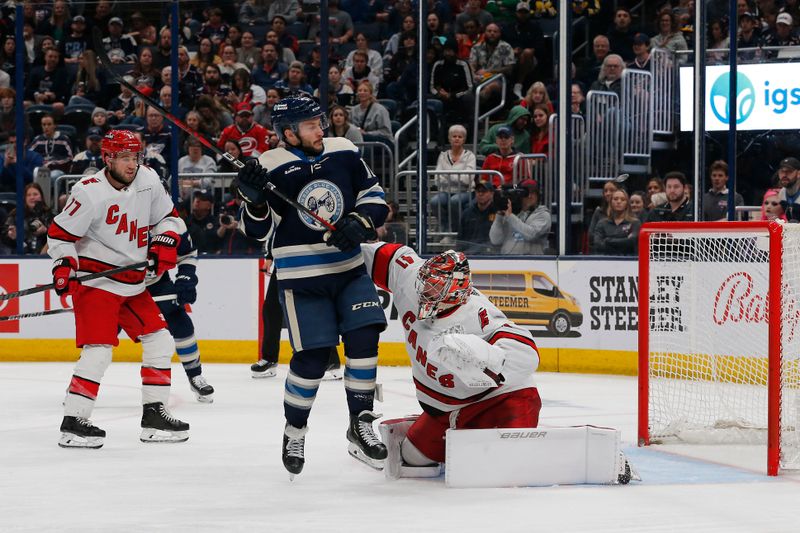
left=47, top=165, right=181, bottom=297
left=362, top=242, right=539, bottom=413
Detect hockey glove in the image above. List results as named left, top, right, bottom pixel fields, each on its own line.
left=324, top=212, right=377, bottom=252
left=236, top=159, right=271, bottom=207
left=52, top=257, right=79, bottom=297
left=174, top=267, right=198, bottom=305
left=148, top=232, right=180, bottom=276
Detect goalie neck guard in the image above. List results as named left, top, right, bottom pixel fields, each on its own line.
left=416, top=250, right=472, bottom=319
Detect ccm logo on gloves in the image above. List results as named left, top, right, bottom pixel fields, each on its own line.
left=352, top=301, right=381, bottom=311
left=499, top=431, right=547, bottom=439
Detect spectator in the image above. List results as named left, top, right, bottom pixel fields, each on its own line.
left=199, top=64, right=233, bottom=105
left=344, top=49, right=382, bottom=94
left=571, top=82, right=586, bottom=116
left=478, top=104, right=530, bottom=156
left=708, top=18, right=730, bottom=64
left=630, top=190, right=647, bottom=220
left=130, top=11, right=157, bottom=46
left=270, top=0, right=302, bottom=25
left=349, top=80, right=394, bottom=142
left=195, top=95, right=231, bottom=139
left=652, top=9, right=689, bottom=56
left=345, top=33, right=384, bottom=83
left=315, top=64, right=355, bottom=106
left=628, top=33, right=651, bottom=70
left=158, top=86, right=187, bottom=122
left=702, top=160, right=744, bottom=221
left=218, top=102, right=275, bottom=158
left=102, top=17, right=138, bottom=64
left=376, top=200, right=407, bottom=244
left=481, top=125, right=517, bottom=185
left=427, top=12, right=448, bottom=43
left=217, top=192, right=263, bottom=255
left=186, top=189, right=221, bottom=254
left=645, top=176, right=665, bottom=208
left=469, top=23, right=515, bottom=105
left=29, top=114, right=73, bottom=174
left=198, top=8, right=229, bottom=47
left=178, top=137, right=218, bottom=185
left=0, top=136, right=43, bottom=192
left=266, top=30, right=297, bottom=65
left=69, top=50, right=103, bottom=105
left=152, top=28, right=172, bottom=70
left=328, top=104, right=364, bottom=143
left=384, top=31, right=417, bottom=90
left=26, top=48, right=70, bottom=112
left=430, top=37, right=475, bottom=127
left=384, top=15, right=417, bottom=64
left=456, top=0, right=494, bottom=36
left=307, top=0, right=354, bottom=44
left=1, top=183, right=52, bottom=254
left=588, top=180, right=619, bottom=245
left=589, top=54, right=625, bottom=99
left=737, top=11, right=762, bottom=51
left=252, top=42, right=289, bottom=90
left=239, top=0, right=270, bottom=25
left=129, top=47, right=163, bottom=91
left=607, top=7, right=637, bottom=61
left=271, top=15, right=299, bottom=55
left=529, top=104, right=551, bottom=155
left=237, top=31, right=260, bottom=71
left=0, top=89, right=30, bottom=146
left=489, top=178, right=550, bottom=254
left=219, top=45, right=248, bottom=83
left=644, top=171, right=694, bottom=222
left=578, top=35, right=610, bottom=87
left=143, top=106, right=172, bottom=167
left=274, top=61, right=314, bottom=97
left=92, top=0, right=114, bottom=32
left=761, top=12, right=800, bottom=53
left=456, top=18, right=484, bottom=61
left=36, top=0, right=70, bottom=44
left=230, top=68, right=267, bottom=109
left=503, top=2, right=545, bottom=98
left=70, top=127, right=104, bottom=174
left=761, top=188, right=788, bottom=221
left=176, top=46, right=205, bottom=109
left=521, top=81, right=553, bottom=113
left=217, top=139, right=253, bottom=173
left=108, top=76, right=136, bottom=124
left=60, top=15, right=90, bottom=64
left=191, top=38, right=222, bottom=73
left=458, top=176, right=497, bottom=254
left=255, top=87, right=282, bottom=129
left=1, top=36, right=17, bottom=86
left=303, top=45, right=324, bottom=91
left=385, top=0, right=414, bottom=35
left=777, top=156, right=800, bottom=221
left=590, top=188, right=641, bottom=256
left=431, top=124, right=477, bottom=234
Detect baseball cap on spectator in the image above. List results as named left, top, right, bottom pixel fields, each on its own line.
left=518, top=179, right=539, bottom=194
left=193, top=189, right=214, bottom=202
left=633, top=33, right=650, bottom=46
left=496, top=125, right=514, bottom=138
left=72, top=15, right=85, bottom=23
left=516, top=2, right=531, bottom=12
left=739, top=11, right=756, bottom=21
left=474, top=177, right=496, bottom=191
left=235, top=102, right=253, bottom=115
left=109, top=17, right=124, bottom=26
left=780, top=157, right=800, bottom=170
left=86, top=127, right=103, bottom=140
left=777, top=13, right=793, bottom=26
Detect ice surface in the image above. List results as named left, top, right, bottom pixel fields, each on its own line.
left=2, top=363, right=799, bottom=532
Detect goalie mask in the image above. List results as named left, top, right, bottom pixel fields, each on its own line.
left=416, top=250, right=472, bottom=319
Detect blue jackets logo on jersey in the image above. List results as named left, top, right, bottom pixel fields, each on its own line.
left=297, top=179, right=345, bottom=230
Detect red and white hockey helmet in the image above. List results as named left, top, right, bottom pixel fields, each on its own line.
left=101, top=130, right=143, bottom=162
left=416, top=250, right=472, bottom=319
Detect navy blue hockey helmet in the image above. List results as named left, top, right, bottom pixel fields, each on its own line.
left=271, top=96, right=329, bottom=141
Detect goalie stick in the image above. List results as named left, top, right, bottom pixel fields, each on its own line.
left=0, top=260, right=150, bottom=302
left=91, top=29, right=335, bottom=231
left=0, top=308, right=73, bottom=322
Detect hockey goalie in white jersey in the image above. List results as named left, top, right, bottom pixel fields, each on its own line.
left=361, top=242, right=542, bottom=469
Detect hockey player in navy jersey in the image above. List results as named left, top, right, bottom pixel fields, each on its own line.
left=146, top=220, right=215, bottom=403
left=236, top=96, right=389, bottom=477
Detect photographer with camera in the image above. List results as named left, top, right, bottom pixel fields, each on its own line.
left=2, top=183, right=53, bottom=254
left=489, top=179, right=551, bottom=255
left=186, top=189, right=222, bottom=254
left=217, top=187, right=264, bottom=255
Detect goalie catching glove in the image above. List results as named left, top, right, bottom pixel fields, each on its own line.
left=236, top=159, right=271, bottom=207
left=428, top=333, right=506, bottom=387
left=324, top=212, right=377, bottom=252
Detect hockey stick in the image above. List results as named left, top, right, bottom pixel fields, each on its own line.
left=0, top=308, right=73, bottom=322
left=0, top=260, right=150, bottom=301
left=91, top=29, right=336, bottom=231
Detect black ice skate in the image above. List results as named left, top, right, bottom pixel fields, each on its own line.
left=140, top=402, right=189, bottom=443
left=59, top=416, right=106, bottom=449
left=282, top=423, right=308, bottom=480
left=189, top=375, right=215, bottom=403
left=251, top=359, right=278, bottom=378
left=347, top=410, right=388, bottom=470
left=616, top=452, right=641, bottom=485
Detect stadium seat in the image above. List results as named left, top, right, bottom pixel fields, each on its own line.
left=378, top=98, right=398, bottom=120
left=287, top=22, right=308, bottom=40
left=247, top=24, right=269, bottom=40
left=25, top=104, right=55, bottom=135
left=354, top=22, right=384, bottom=42
left=298, top=40, right=316, bottom=61
left=390, top=120, right=402, bottom=134
left=61, top=105, right=95, bottom=134
left=338, top=41, right=358, bottom=58
left=56, top=124, right=78, bottom=143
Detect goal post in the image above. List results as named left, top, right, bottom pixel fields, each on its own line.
left=637, top=221, right=800, bottom=476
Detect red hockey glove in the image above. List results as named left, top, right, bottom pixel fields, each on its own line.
left=52, top=257, right=79, bottom=297
left=148, top=232, right=180, bottom=276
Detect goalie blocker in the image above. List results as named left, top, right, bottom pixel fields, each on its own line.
left=380, top=419, right=637, bottom=487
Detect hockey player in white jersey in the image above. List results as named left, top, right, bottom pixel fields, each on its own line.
left=47, top=129, right=190, bottom=449
left=361, top=242, right=542, bottom=470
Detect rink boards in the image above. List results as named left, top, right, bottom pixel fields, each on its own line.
left=0, top=257, right=639, bottom=375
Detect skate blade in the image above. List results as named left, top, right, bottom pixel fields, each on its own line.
left=348, top=443, right=385, bottom=470
left=193, top=392, right=214, bottom=403
left=140, top=429, right=189, bottom=443
left=59, top=433, right=104, bottom=449
left=252, top=369, right=277, bottom=379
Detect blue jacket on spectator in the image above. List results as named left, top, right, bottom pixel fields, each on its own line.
left=0, top=149, right=44, bottom=193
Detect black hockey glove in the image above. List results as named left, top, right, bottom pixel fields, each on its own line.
left=236, top=159, right=271, bottom=207
left=174, top=268, right=198, bottom=305
left=324, top=212, right=377, bottom=252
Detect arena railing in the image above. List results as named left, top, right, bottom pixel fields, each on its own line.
left=393, top=115, right=430, bottom=175
left=620, top=69, right=654, bottom=163
left=546, top=113, right=587, bottom=212
left=585, top=90, right=621, bottom=183
left=471, top=74, right=507, bottom=155
left=511, top=153, right=547, bottom=196
left=354, top=141, right=395, bottom=191
left=650, top=48, right=675, bottom=135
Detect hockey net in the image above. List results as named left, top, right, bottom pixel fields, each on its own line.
left=638, top=221, right=800, bottom=475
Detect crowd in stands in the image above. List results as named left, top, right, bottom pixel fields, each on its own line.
left=2, top=0, right=800, bottom=256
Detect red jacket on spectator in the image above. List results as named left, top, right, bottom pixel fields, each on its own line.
left=481, top=150, right=517, bottom=186
left=218, top=123, right=272, bottom=157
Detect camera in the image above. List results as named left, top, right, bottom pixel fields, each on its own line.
left=493, top=185, right=528, bottom=213
left=220, top=214, right=234, bottom=225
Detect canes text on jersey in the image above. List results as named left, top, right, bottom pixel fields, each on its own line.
left=106, top=205, right=148, bottom=247
left=402, top=311, right=455, bottom=388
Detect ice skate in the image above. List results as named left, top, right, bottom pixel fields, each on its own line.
left=140, top=402, right=189, bottom=443
left=251, top=359, right=278, bottom=378
left=616, top=452, right=641, bottom=485
left=347, top=410, right=388, bottom=470
left=282, top=423, right=308, bottom=480
left=189, top=375, right=214, bottom=403
left=58, top=416, right=106, bottom=449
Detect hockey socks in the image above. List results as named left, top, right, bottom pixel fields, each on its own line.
left=343, top=326, right=380, bottom=414
left=283, top=347, right=328, bottom=428
left=174, top=334, right=214, bottom=402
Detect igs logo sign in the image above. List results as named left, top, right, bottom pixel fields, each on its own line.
left=709, top=71, right=756, bottom=125
left=0, top=264, right=20, bottom=333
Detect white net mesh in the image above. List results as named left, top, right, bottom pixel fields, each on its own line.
left=646, top=223, right=800, bottom=471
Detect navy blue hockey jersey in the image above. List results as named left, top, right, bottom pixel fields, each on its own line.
left=240, top=137, right=388, bottom=289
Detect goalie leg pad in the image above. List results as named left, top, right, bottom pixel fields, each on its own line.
left=379, top=417, right=443, bottom=479
left=445, top=426, right=634, bottom=488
